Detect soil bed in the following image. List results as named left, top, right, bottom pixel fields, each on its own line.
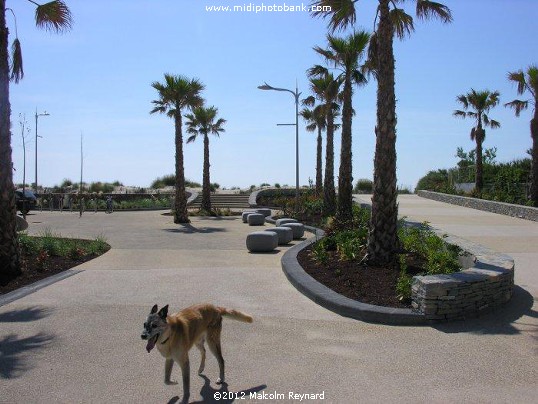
left=0, top=242, right=110, bottom=296
left=297, top=245, right=424, bottom=309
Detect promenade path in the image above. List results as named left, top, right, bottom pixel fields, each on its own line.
left=1, top=199, right=536, bottom=403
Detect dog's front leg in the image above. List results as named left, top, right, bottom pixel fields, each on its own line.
left=177, top=355, right=190, bottom=404
left=164, top=359, right=177, bottom=385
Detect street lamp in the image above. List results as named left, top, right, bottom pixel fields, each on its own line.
left=35, top=109, right=50, bottom=193
left=258, top=82, right=301, bottom=211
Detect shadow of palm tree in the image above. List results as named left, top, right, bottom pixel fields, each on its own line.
left=0, top=333, right=54, bottom=379
left=0, top=306, right=52, bottom=323
left=167, top=375, right=266, bottom=404
left=163, top=224, right=227, bottom=234
left=434, top=286, right=537, bottom=335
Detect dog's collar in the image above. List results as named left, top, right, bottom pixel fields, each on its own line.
left=160, top=331, right=170, bottom=345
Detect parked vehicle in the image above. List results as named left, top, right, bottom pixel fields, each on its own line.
left=15, top=190, right=38, bottom=214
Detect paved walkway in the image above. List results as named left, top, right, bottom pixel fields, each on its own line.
left=1, top=199, right=537, bottom=403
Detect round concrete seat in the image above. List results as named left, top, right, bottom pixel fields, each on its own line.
left=242, top=211, right=256, bottom=223
left=246, top=231, right=278, bottom=252
left=275, top=218, right=297, bottom=227
left=256, top=208, right=272, bottom=217
left=247, top=213, right=265, bottom=226
left=264, top=226, right=293, bottom=245
left=280, top=222, right=305, bottom=239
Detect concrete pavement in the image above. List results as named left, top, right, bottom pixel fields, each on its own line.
left=1, top=202, right=537, bottom=403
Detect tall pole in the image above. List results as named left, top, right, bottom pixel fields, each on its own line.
left=34, top=110, right=37, bottom=192
left=258, top=82, right=301, bottom=212
left=34, top=109, right=49, bottom=193
left=294, top=82, right=299, bottom=211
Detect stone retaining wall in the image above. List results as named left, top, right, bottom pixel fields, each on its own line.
left=417, top=190, right=538, bottom=222
left=411, top=233, right=514, bottom=320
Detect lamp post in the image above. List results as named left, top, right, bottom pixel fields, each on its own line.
left=257, top=82, right=301, bottom=211
left=35, top=109, right=50, bottom=193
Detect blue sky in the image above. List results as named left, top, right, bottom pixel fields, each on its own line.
left=8, top=0, right=538, bottom=190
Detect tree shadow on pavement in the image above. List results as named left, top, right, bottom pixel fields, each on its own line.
left=163, top=224, right=227, bottom=234
left=0, top=306, right=52, bottom=322
left=168, top=375, right=266, bottom=404
left=0, top=333, right=55, bottom=379
left=0, top=306, right=55, bottom=379
left=434, top=286, right=537, bottom=336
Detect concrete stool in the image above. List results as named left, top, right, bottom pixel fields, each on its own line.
left=246, top=231, right=278, bottom=252
left=275, top=218, right=297, bottom=227
left=242, top=211, right=256, bottom=223
left=264, top=226, right=293, bottom=245
left=247, top=213, right=265, bottom=226
left=256, top=208, right=272, bottom=217
left=280, top=222, right=305, bottom=239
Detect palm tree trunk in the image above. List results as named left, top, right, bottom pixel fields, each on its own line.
left=201, top=134, right=211, bottom=213
left=0, top=4, right=21, bottom=285
left=323, top=108, right=336, bottom=216
left=174, top=112, right=189, bottom=223
left=337, top=74, right=353, bottom=223
left=316, top=126, right=323, bottom=196
left=367, top=0, right=399, bottom=266
left=475, top=125, right=484, bottom=194
left=530, top=112, right=538, bottom=207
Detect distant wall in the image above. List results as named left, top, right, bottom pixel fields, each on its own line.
left=417, top=190, right=538, bottom=222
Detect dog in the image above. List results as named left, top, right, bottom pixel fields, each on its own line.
left=141, top=303, right=253, bottom=403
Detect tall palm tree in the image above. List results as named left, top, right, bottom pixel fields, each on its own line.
left=454, top=89, right=501, bottom=194
left=505, top=65, right=538, bottom=207
left=150, top=74, right=204, bottom=224
left=314, top=30, right=370, bottom=224
left=0, top=0, right=72, bottom=285
left=185, top=106, right=226, bottom=214
left=305, top=70, right=341, bottom=216
left=299, top=105, right=325, bottom=195
left=312, top=0, right=452, bottom=265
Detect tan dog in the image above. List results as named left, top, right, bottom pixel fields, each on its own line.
left=141, top=303, right=253, bottom=403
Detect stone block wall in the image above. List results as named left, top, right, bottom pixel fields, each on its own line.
left=411, top=234, right=514, bottom=320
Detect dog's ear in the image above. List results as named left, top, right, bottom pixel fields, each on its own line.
left=151, top=304, right=158, bottom=314
left=158, top=305, right=169, bottom=319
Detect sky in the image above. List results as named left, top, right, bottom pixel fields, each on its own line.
left=7, top=0, right=538, bottom=191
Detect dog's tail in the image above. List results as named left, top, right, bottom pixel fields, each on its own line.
left=218, top=307, right=253, bottom=323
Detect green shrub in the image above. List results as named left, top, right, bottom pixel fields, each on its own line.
left=353, top=178, right=373, bottom=193
left=18, top=232, right=40, bottom=255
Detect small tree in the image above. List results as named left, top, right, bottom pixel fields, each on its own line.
left=454, top=89, right=501, bottom=194
left=505, top=65, right=538, bottom=206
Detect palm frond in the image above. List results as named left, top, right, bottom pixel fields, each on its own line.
left=416, top=0, right=453, bottom=23
left=489, top=119, right=501, bottom=129
left=470, top=127, right=476, bottom=141
left=34, top=0, right=73, bottom=33
left=313, top=45, right=336, bottom=63
left=453, top=110, right=466, bottom=118
left=504, top=99, right=529, bottom=117
left=507, top=70, right=526, bottom=95
left=307, top=64, right=330, bottom=78
left=10, top=38, right=24, bottom=83
left=302, top=95, right=316, bottom=106
left=390, top=8, right=414, bottom=40
left=455, top=95, right=469, bottom=109
left=311, top=0, right=357, bottom=32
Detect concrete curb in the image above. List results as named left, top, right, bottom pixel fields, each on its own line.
left=267, top=215, right=427, bottom=325
left=0, top=269, right=83, bottom=307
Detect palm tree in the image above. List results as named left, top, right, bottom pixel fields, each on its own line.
left=312, top=0, right=452, bottom=265
left=454, top=89, right=501, bottom=194
left=0, top=0, right=72, bottom=285
left=150, top=74, right=205, bottom=223
left=505, top=65, right=538, bottom=207
left=314, top=30, right=370, bottom=224
left=305, top=70, right=341, bottom=216
left=185, top=106, right=226, bottom=214
left=299, top=105, right=325, bottom=195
